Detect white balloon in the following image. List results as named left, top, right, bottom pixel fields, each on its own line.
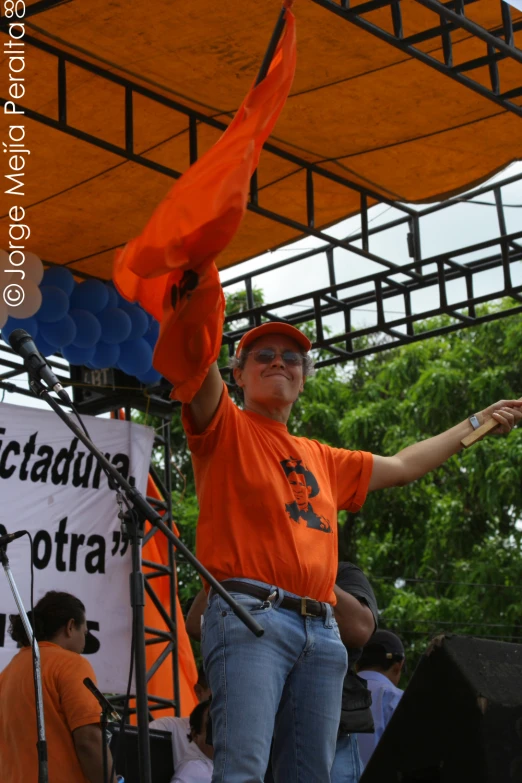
left=24, top=252, right=44, bottom=285
left=1, top=250, right=44, bottom=319
left=0, top=249, right=44, bottom=285
left=4, top=279, right=42, bottom=318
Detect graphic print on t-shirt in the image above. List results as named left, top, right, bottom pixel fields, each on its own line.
left=280, top=458, right=332, bottom=533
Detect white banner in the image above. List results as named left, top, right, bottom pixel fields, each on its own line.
left=0, top=402, right=154, bottom=692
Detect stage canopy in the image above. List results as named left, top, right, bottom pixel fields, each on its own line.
left=1, top=0, right=521, bottom=279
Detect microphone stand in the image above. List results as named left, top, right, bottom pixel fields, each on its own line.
left=83, top=677, right=120, bottom=783
left=100, top=703, right=110, bottom=783
left=0, top=543, right=48, bottom=783
left=28, top=377, right=263, bottom=783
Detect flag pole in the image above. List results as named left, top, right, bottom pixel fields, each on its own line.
left=255, top=4, right=290, bottom=86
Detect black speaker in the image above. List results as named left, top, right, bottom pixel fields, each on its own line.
left=360, top=634, right=522, bottom=783
left=109, top=724, right=174, bottom=783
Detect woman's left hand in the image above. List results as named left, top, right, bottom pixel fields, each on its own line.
left=475, top=399, right=522, bottom=435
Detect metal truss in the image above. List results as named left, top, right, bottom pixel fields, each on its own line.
left=311, top=0, right=522, bottom=118
left=1, top=171, right=520, bottom=378
left=133, top=420, right=181, bottom=720
left=221, top=169, right=522, bottom=367
left=0, top=28, right=421, bottom=276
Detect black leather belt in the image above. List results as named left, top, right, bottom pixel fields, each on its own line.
left=220, top=579, right=328, bottom=617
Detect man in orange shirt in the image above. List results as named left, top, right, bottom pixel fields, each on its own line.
left=182, top=321, right=521, bottom=783
left=0, top=590, right=116, bottom=783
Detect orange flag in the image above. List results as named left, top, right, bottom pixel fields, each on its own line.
left=113, top=6, right=296, bottom=402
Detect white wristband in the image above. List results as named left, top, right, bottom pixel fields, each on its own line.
left=469, top=415, right=480, bottom=430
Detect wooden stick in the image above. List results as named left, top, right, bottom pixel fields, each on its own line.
left=461, top=398, right=522, bottom=448
left=460, top=418, right=499, bottom=448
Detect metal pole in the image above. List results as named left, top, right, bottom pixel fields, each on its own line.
left=0, top=545, right=48, bottom=783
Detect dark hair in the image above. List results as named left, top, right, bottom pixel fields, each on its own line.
left=188, top=699, right=211, bottom=741
left=357, top=651, right=403, bottom=673
left=280, top=458, right=320, bottom=498
left=9, top=591, right=86, bottom=647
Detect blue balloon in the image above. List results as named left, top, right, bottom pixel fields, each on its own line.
left=62, top=344, right=96, bottom=366
left=1, top=316, right=39, bottom=344
left=97, top=308, right=132, bottom=344
left=105, top=284, right=119, bottom=309
left=91, top=341, right=120, bottom=369
left=70, top=279, right=110, bottom=314
left=118, top=338, right=153, bottom=377
left=136, top=366, right=162, bottom=385
left=42, top=266, right=75, bottom=296
left=37, top=285, right=69, bottom=323
left=34, top=333, right=56, bottom=358
left=116, top=289, right=135, bottom=307
left=143, top=319, right=160, bottom=348
left=39, top=314, right=77, bottom=349
left=69, top=309, right=101, bottom=349
left=119, top=303, right=149, bottom=340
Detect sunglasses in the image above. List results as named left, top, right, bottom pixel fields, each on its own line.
left=249, top=348, right=304, bottom=367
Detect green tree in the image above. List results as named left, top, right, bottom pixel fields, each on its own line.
left=295, top=304, right=522, bottom=675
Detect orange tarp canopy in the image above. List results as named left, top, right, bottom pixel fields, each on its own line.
left=0, top=0, right=520, bottom=278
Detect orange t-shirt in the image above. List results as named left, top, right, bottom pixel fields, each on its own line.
left=182, top=385, right=373, bottom=603
left=0, top=642, right=102, bottom=783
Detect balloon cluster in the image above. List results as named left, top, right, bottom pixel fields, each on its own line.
left=0, top=259, right=161, bottom=385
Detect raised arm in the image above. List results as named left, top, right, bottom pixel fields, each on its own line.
left=188, top=362, right=224, bottom=434
left=333, top=585, right=375, bottom=649
left=369, top=399, right=522, bottom=491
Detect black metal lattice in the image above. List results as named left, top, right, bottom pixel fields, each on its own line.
left=311, top=0, right=522, bottom=118
left=222, top=169, right=522, bottom=366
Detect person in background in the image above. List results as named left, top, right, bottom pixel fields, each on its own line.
left=356, top=630, right=406, bottom=766
left=0, top=590, right=116, bottom=783
left=150, top=665, right=211, bottom=769
left=331, top=562, right=378, bottom=783
left=172, top=700, right=213, bottom=783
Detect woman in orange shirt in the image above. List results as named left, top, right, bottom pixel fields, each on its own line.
left=0, top=590, right=116, bottom=783
left=182, top=321, right=521, bottom=783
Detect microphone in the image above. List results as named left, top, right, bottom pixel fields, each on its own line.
left=0, top=530, right=26, bottom=547
left=9, top=329, right=71, bottom=404
left=83, top=678, right=121, bottom=722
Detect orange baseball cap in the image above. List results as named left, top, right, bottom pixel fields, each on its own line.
left=235, top=322, right=312, bottom=355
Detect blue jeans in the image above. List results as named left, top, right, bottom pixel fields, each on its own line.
left=201, top=579, right=348, bottom=783
left=331, top=734, right=364, bottom=783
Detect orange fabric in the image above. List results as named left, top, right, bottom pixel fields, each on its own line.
left=182, top=385, right=373, bottom=603
left=0, top=643, right=101, bottom=783
left=156, top=263, right=226, bottom=404
left=113, top=9, right=296, bottom=403
left=110, top=411, right=198, bottom=718
left=14, top=3, right=522, bottom=280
